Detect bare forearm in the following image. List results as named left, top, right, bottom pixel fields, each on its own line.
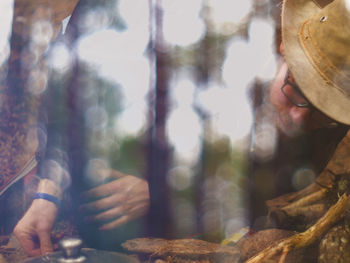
left=37, top=178, right=63, bottom=199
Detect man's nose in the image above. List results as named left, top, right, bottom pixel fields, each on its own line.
left=289, top=106, right=310, bottom=125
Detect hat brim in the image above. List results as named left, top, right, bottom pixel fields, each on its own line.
left=282, top=0, right=350, bottom=125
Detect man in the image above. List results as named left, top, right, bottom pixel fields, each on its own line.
left=247, top=0, right=350, bottom=228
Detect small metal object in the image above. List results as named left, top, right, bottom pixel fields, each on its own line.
left=320, top=16, right=327, bottom=22
left=58, top=238, right=86, bottom=263
left=22, top=237, right=140, bottom=263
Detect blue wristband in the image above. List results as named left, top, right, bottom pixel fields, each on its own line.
left=34, top=193, right=61, bottom=207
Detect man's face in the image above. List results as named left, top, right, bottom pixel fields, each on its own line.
left=269, top=61, right=336, bottom=137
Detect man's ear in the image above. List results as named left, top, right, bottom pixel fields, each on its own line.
left=279, top=42, right=284, bottom=56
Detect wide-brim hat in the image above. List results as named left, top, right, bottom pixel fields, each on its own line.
left=282, top=0, right=350, bottom=125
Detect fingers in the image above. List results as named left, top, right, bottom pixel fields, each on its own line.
left=99, top=215, right=130, bottom=230
left=26, top=247, right=42, bottom=257
left=13, top=230, right=40, bottom=257
left=15, top=225, right=53, bottom=256
left=79, top=193, right=126, bottom=213
left=85, top=203, right=130, bottom=223
left=108, top=169, right=127, bottom=179
left=80, top=174, right=142, bottom=201
left=85, top=200, right=148, bottom=225
left=81, top=175, right=147, bottom=202
left=98, top=203, right=149, bottom=230
left=95, top=169, right=127, bottom=181
left=80, top=180, right=122, bottom=201
left=17, top=231, right=53, bottom=257
left=38, top=230, right=53, bottom=255
left=80, top=183, right=149, bottom=214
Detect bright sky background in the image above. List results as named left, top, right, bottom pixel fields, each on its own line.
left=0, top=0, right=277, bottom=162
left=0, top=0, right=13, bottom=66
left=78, top=0, right=276, bottom=161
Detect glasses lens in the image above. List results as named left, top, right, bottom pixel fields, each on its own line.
left=282, top=84, right=309, bottom=106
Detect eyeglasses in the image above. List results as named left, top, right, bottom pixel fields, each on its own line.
left=281, top=70, right=310, bottom=108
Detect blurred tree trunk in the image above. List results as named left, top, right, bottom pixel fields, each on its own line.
left=193, top=1, right=216, bottom=241
left=56, top=3, right=93, bottom=244
left=146, top=0, right=172, bottom=238
left=62, top=0, right=87, bottom=203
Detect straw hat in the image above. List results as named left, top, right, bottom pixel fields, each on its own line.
left=282, top=0, right=350, bottom=125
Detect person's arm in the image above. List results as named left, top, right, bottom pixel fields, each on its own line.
left=14, top=179, right=62, bottom=256
left=14, top=129, right=71, bottom=255
left=11, top=6, right=75, bottom=255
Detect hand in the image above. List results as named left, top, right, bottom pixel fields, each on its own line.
left=79, top=169, right=150, bottom=231
left=14, top=179, right=61, bottom=256
left=13, top=199, right=58, bottom=256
